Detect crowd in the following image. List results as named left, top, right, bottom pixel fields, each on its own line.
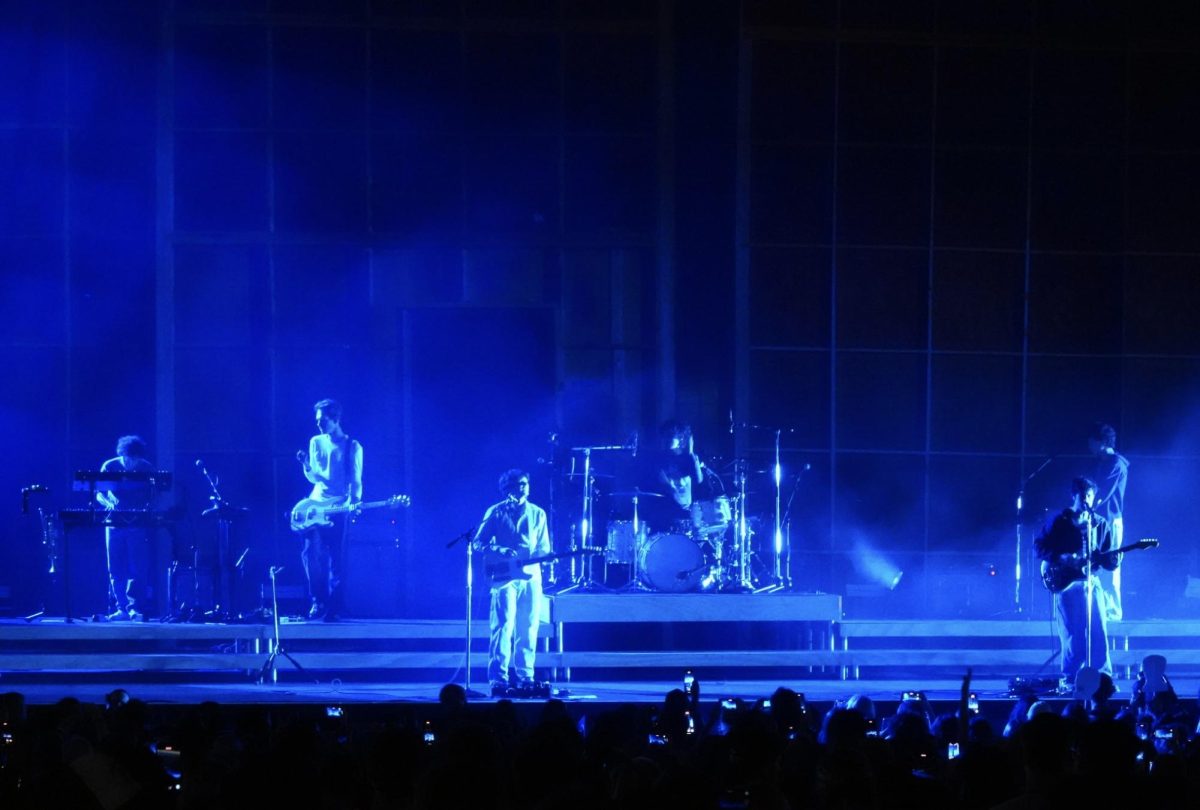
left=1, top=670, right=1199, bottom=809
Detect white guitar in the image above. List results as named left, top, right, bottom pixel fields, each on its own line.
left=290, top=493, right=410, bottom=532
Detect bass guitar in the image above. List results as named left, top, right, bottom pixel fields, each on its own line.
left=483, top=547, right=603, bottom=585
left=291, top=493, right=411, bottom=532
left=1040, top=538, right=1158, bottom=593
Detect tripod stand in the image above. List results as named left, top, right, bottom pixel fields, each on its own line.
left=257, top=566, right=313, bottom=684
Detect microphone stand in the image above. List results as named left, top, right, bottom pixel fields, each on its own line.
left=448, top=528, right=487, bottom=698
left=1014, top=456, right=1054, bottom=615
left=1084, top=510, right=1095, bottom=671
left=195, top=460, right=247, bottom=621
left=257, top=566, right=313, bottom=684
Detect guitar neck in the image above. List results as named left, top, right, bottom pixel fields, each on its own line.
left=356, top=499, right=393, bottom=510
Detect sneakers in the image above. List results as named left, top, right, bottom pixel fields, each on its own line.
left=307, top=601, right=326, bottom=621
left=103, top=608, right=145, bottom=622
left=490, top=681, right=510, bottom=698
left=127, top=609, right=145, bottom=622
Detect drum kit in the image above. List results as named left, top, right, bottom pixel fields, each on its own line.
left=553, top=434, right=797, bottom=594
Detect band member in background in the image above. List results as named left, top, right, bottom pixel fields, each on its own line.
left=97, top=435, right=155, bottom=621
left=473, top=469, right=551, bottom=696
left=1035, top=477, right=1117, bottom=691
left=641, top=419, right=708, bottom=530
left=1088, top=422, right=1129, bottom=621
left=297, top=398, right=362, bottom=622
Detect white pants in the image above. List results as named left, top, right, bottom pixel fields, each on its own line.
left=1096, top=516, right=1123, bottom=621
left=488, top=577, right=541, bottom=684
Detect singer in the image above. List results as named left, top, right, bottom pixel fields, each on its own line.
left=472, top=469, right=551, bottom=697
left=295, top=399, right=363, bottom=622
left=1034, top=476, right=1117, bottom=692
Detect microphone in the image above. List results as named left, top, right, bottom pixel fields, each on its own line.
left=729, top=409, right=734, bottom=434
left=194, top=458, right=206, bottom=472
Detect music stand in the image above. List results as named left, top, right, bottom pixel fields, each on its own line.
left=258, top=566, right=313, bottom=684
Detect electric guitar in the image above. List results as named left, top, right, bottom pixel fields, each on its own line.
left=483, top=547, right=603, bottom=585
left=290, top=493, right=411, bottom=532
left=1040, top=538, right=1159, bottom=593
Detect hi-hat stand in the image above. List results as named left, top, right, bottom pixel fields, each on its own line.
left=723, top=460, right=754, bottom=592
left=731, top=419, right=798, bottom=593
left=556, top=442, right=632, bottom=593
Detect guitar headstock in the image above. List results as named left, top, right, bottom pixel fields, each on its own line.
left=390, top=494, right=412, bottom=507
left=1137, top=538, right=1160, bottom=549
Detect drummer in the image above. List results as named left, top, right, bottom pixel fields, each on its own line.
left=639, top=420, right=712, bottom=531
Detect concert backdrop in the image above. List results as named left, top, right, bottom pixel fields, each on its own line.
left=2, top=1, right=1199, bottom=620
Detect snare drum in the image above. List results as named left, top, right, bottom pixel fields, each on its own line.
left=690, top=496, right=732, bottom=537
left=605, top=520, right=646, bottom=564
left=638, top=532, right=710, bottom=592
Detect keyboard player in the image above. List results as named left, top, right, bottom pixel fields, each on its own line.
left=96, top=435, right=156, bottom=621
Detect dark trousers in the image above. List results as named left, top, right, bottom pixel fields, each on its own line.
left=301, top=516, right=346, bottom=612
left=107, top=527, right=151, bottom=613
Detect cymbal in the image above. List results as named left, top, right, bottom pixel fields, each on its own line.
left=608, top=490, right=666, bottom=499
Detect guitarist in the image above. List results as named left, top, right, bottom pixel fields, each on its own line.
left=297, top=399, right=362, bottom=622
left=1035, top=476, right=1117, bottom=691
left=472, top=469, right=551, bottom=697
left=1088, top=422, right=1129, bottom=621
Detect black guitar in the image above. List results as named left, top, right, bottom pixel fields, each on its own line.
left=482, top=547, right=603, bottom=585
left=1040, top=538, right=1159, bottom=593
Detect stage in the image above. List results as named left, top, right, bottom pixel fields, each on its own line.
left=4, top=592, right=1199, bottom=713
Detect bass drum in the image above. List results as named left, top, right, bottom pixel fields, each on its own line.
left=638, top=532, right=709, bottom=592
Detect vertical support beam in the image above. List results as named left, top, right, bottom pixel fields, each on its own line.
left=62, top=6, right=74, bottom=471
left=733, top=26, right=751, bottom=459
left=155, top=5, right=176, bottom=472
left=1016, top=42, right=1036, bottom=614
left=265, top=23, right=281, bottom=566
left=154, top=6, right=175, bottom=472
left=922, top=47, right=939, bottom=615
left=655, top=0, right=676, bottom=420
left=155, top=4, right=177, bottom=616
left=828, top=33, right=843, bottom=589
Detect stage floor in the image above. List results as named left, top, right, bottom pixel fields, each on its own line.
left=7, top=609, right=1198, bottom=710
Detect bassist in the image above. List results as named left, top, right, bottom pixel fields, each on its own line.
left=296, top=398, right=362, bottom=622
left=472, top=469, right=551, bottom=696
left=1035, top=476, right=1117, bottom=691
